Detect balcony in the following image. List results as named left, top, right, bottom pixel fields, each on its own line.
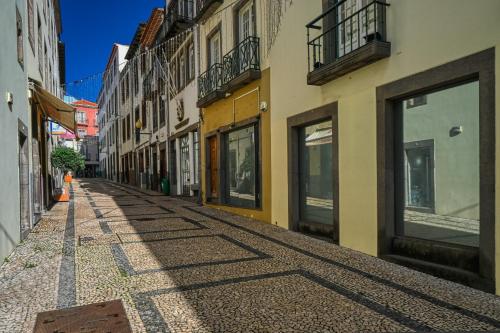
left=222, top=36, right=261, bottom=93
left=165, top=0, right=195, bottom=38
left=306, top=0, right=390, bottom=86
left=195, top=0, right=223, bottom=23
left=197, top=63, right=224, bottom=108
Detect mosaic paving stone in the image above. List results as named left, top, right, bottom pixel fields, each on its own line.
left=102, top=217, right=206, bottom=235
left=1, top=178, right=500, bottom=333
left=148, top=273, right=408, bottom=333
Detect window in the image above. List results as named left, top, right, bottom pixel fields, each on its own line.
left=27, top=0, right=34, bottom=52
left=188, top=42, right=195, bottom=81
left=126, top=114, right=131, bottom=140
left=122, top=118, right=126, bottom=142
left=299, top=120, right=334, bottom=225
left=76, top=111, right=86, bottom=124
left=172, top=61, right=177, bottom=92
left=238, top=1, right=253, bottom=43
left=208, top=31, right=221, bottom=66
left=141, top=101, right=147, bottom=129
left=152, top=96, right=158, bottom=132
left=16, top=7, right=24, bottom=67
left=135, top=106, right=140, bottom=123
left=169, top=140, right=177, bottom=186
left=404, top=140, right=434, bottom=210
left=179, top=51, right=185, bottom=88
left=223, top=124, right=259, bottom=208
left=37, top=10, right=43, bottom=77
left=287, top=103, right=339, bottom=242
left=125, top=73, right=130, bottom=99
left=159, top=95, right=166, bottom=127
left=141, top=52, right=146, bottom=75
left=133, top=62, right=139, bottom=95
left=77, top=129, right=87, bottom=138
left=397, top=81, right=479, bottom=247
left=336, top=0, right=377, bottom=56
left=121, top=79, right=125, bottom=104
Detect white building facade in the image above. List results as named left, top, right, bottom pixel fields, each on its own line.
left=97, top=44, right=129, bottom=181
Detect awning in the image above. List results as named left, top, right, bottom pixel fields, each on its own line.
left=32, top=84, right=76, bottom=133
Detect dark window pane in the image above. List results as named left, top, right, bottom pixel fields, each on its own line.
left=225, top=125, right=257, bottom=208
left=400, top=81, right=479, bottom=247
left=299, top=120, right=333, bottom=225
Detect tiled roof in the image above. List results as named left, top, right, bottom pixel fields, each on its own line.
left=140, top=8, right=165, bottom=49
left=73, top=99, right=98, bottom=108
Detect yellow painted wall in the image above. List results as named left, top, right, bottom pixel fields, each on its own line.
left=269, top=0, right=500, bottom=291
left=201, top=68, right=271, bottom=223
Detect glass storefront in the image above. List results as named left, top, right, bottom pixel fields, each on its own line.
left=224, top=125, right=258, bottom=208
left=399, top=81, right=480, bottom=247
left=299, top=120, right=333, bottom=225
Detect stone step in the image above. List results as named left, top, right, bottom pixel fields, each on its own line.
left=391, top=236, right=478, bottom=272
left=382, top=254, right=494, bottom=293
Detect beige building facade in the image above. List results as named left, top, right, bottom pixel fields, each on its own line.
left=268, top=0, right=500, bottom=294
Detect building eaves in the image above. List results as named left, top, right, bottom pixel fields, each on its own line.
left=125, top=23, right=147, bottom=60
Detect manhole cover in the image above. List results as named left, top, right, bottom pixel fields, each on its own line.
left=34, top=299, right=132, bottom=333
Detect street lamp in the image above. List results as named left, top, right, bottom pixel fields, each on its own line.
left=135, top=119, right=142, bottom=142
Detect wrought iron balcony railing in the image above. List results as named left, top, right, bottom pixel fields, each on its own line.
left=222, top=36, right=260, bottom=86
left=198, top=63, right=223, bottom=100
left=165, top=0, right=195, bottom=37
left=306, top=0, right=390, bottom=83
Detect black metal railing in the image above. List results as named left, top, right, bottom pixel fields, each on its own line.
left=166, top=0, right=194, bottom=31
left=306, top=0, right=389, bottom=73
left=198, top=63, right=223, bottom=100
left=222, top=36, right=260, bottom=85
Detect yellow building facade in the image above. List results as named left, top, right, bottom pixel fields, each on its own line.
left=197, top=0, right=272, bottom=222
left=268, top=0, right=500, bottom=294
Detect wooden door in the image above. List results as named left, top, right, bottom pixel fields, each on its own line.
left=208, top=136, right=218, bottom=198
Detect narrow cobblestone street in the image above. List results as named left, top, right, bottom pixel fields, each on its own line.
left=0, top=179, right=499, bottom=332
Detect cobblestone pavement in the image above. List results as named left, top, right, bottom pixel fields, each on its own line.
left=1, top=179, right=500, bottom=332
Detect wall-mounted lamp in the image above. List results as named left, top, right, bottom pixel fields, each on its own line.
left=259, top=101, right=268, bottom=112
left=5, top=92, right=13, bottom=105
left=449, top=126, right=463, bottom=137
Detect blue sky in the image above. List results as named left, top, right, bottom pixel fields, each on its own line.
left=60, top=0, right=164, bottom=101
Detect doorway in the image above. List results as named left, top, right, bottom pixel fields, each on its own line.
left=180, top=135, right=191, bottom=196
left=207, top=135, right=218, bottom=200
left=18, top=121, right=30, bottom=239
left=287, top=103, right=339, bottom=243
left=152, top=148, right=158, bottom=192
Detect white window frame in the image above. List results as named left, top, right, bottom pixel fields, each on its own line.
left=238, top=1, right=254, bottom=43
